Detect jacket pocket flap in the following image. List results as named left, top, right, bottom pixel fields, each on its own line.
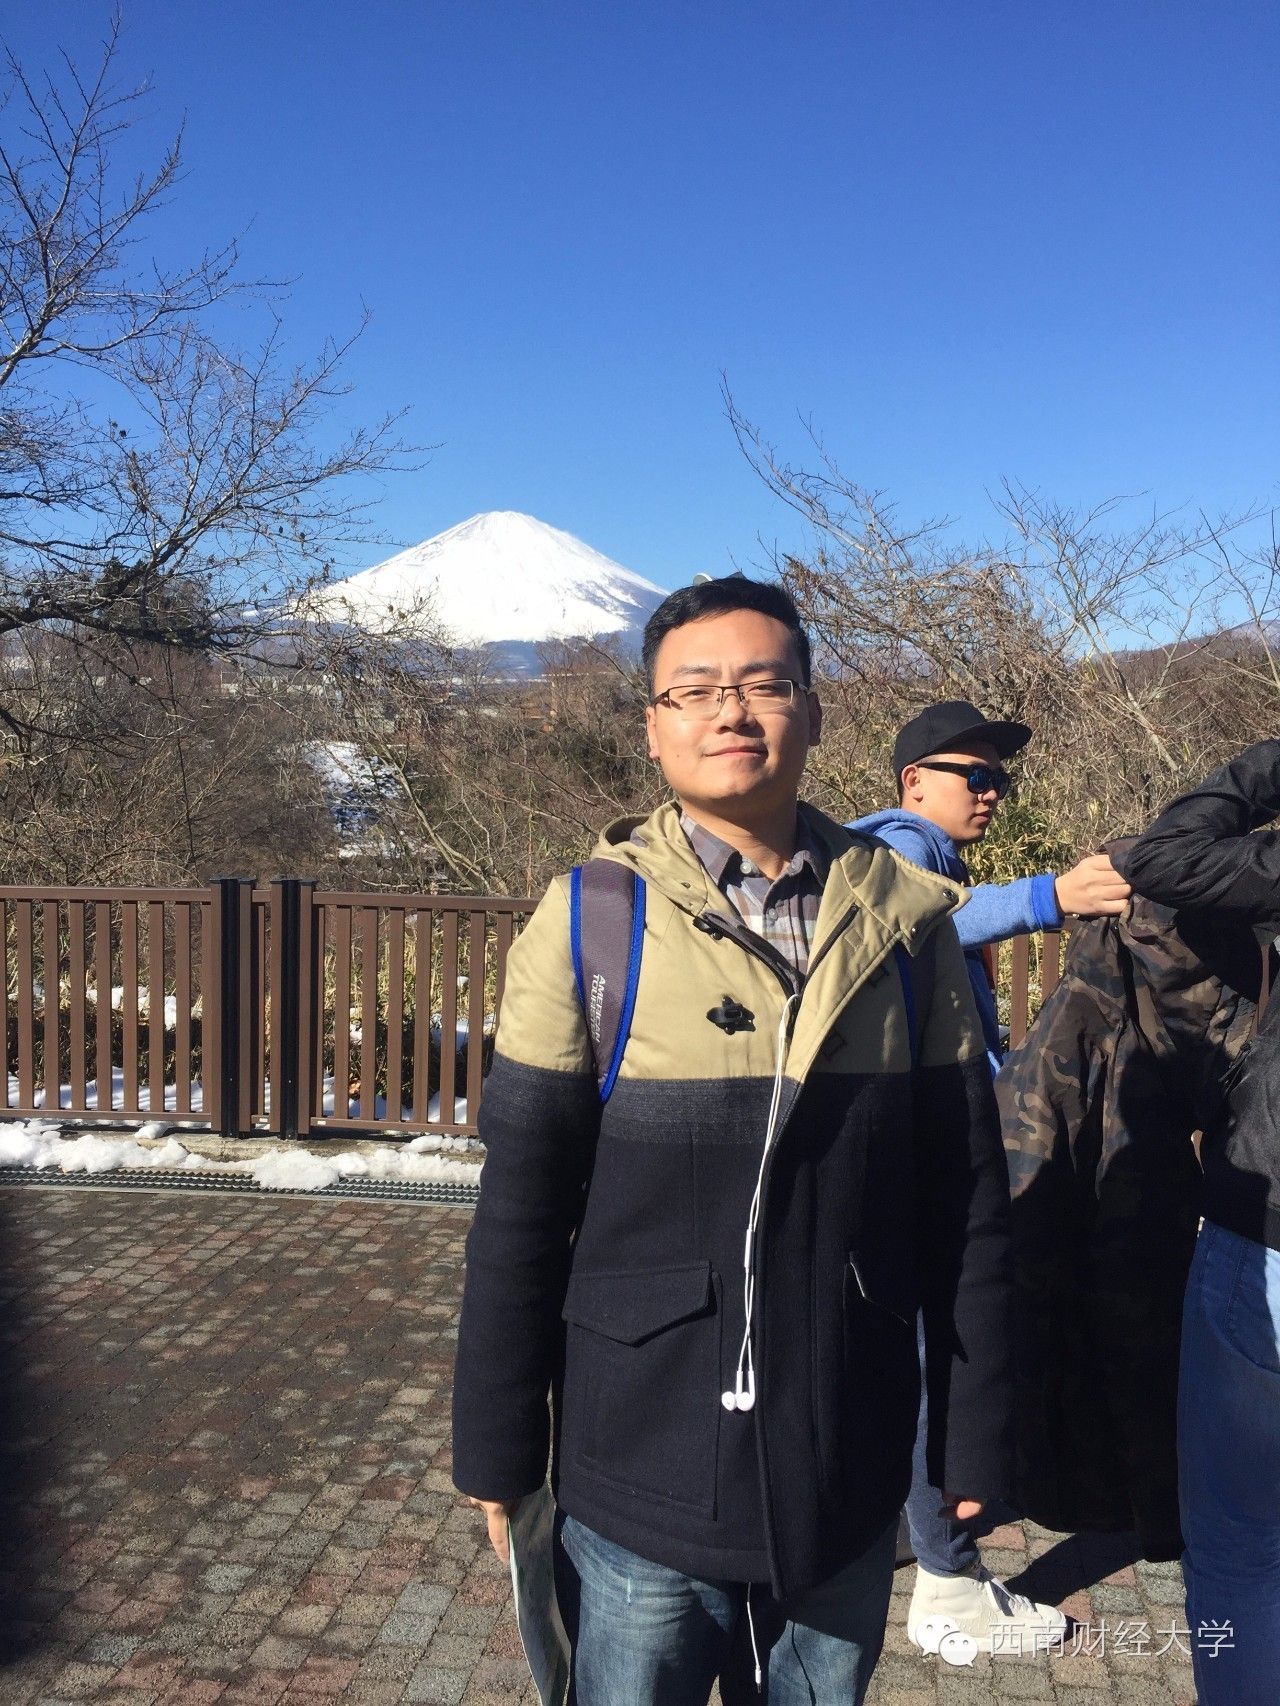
left=562, top=1262, right=713, bottom=1345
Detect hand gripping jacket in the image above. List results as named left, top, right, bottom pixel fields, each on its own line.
left=452, top=802, right=1014, bottom=1598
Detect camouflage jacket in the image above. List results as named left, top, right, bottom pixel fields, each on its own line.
left=996, top=886, right=1257, bottom=1560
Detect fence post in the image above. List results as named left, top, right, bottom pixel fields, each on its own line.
left=296, top=882, right=319, bottom=1137
left=216, top=878, right=253, bottom=1139
left=269, top=877, right=315, bottom=1140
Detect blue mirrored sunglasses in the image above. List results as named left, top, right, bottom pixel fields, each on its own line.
left=916, top=760, right=1012, bottom=799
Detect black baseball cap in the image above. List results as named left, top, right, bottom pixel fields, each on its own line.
left=892, top=699, right=1032, bottom=779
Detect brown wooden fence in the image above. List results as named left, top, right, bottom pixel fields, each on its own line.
left=0, top=880, right=1063, bottom=1140
left=1001, top=928, right=1065, bottom=1050
left=0, top=885, right=223, bottom=1126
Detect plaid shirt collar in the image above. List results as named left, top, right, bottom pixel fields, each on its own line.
left=678, top=808, right=829, bottom=896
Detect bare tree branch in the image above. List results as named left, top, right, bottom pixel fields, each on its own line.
left=0, top=16, right=418, bottom=682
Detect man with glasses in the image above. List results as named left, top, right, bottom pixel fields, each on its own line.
left=454, top=582, right=1016, bottom=1703
left=852, top=699, right=1130, bottom=1653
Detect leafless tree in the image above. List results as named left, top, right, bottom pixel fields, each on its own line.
left=0, top=633, right=337, bottom=884
left=0, top=13, right=412, bottom=691
left=725, top=387, right=1280, bottom=874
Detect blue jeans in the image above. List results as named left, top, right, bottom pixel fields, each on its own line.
left=903, top=1313, right=981, bottom=1576
left=556, top=1514, right=897, bottom=1705
left=1179, top=1220, right=1280, bottom=1706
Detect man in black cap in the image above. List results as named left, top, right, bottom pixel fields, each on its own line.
left=856, top=700, right=1129, bottom=1071
left=851, top=699, right=1129, bottom=1653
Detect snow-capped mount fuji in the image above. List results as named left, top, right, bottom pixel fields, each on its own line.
left=320, top=511, right=667, bottom=675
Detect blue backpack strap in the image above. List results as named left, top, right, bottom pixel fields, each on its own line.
left=893, top=943, right=918, bottom=1066
left=568, top=860, right=646, bottom=1102
left=569, top=865, right=587, bottom=1007
left=894, top=935, right=939, bottom=1069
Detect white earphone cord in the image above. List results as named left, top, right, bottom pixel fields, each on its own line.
left=723, top=992, right=799, bottom=1414
left=747, top=1586, right=763, bottom=1688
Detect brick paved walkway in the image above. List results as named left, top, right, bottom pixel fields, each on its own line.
left=0, top=1185, right=1197, bottom=1705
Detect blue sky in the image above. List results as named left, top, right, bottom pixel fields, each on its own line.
left=8, top=2, right=1279, bottom=590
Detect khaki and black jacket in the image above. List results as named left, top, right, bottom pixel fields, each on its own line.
left=452, top=801, right=1015, bottom=1597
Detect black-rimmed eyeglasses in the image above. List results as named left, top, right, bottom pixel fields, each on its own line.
left=916, top=760, right=1012, bottom=799
left=650, top=679, right=806, bottom=719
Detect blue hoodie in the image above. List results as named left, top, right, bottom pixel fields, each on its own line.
left=849, top=808, right=1062, bottom=1070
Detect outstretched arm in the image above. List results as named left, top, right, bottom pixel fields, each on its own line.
left=956, top=874, right=1061, bottom=947
left=956, top=854, right=1130, bottom=944
left=865, top=817, right=1128, bottom=946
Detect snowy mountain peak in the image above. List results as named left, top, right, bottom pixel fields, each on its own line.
left=318, top=512, right=667, bottom=669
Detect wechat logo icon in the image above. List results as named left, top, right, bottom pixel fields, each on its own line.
left=914, top=1616, right=979, bottom=1666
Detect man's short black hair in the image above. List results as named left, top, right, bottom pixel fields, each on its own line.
left=642, top=576, right=812, bottom=696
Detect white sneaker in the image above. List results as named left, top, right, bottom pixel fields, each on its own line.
left=906, top=1563, right=1069, bottom=1656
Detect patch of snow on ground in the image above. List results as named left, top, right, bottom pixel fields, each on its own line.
left=3, top=1130, right=198, bottom=1176
left=133, top=1121, right=175, bottom=1141
left=315, top=1077, right=469, bottom=1125
left=0, top=1121, right=61, bottom=1167
left=0, top=1121, right=481, bottom=1192
left=250, top=1149, right=340, bottom=1192
left=406, top=1132, right=482, bottom=1155
left=10, top=1063, right=483, bottom=1127
left=106, top=988, right=182, bottom=1026
left=8, top=1071, right=205, bottom=1114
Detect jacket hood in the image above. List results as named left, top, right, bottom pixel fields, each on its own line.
left=592, top=800, right=965, bottom=952
left=854, top=808, right=966, bottom=878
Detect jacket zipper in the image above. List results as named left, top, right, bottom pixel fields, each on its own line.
left=694, top=908, right=800, bottom=998
left=696, top=899, right=866, bottom=994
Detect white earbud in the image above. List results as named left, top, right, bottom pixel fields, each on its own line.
left=720, top=1369, right=756, bottom=1412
